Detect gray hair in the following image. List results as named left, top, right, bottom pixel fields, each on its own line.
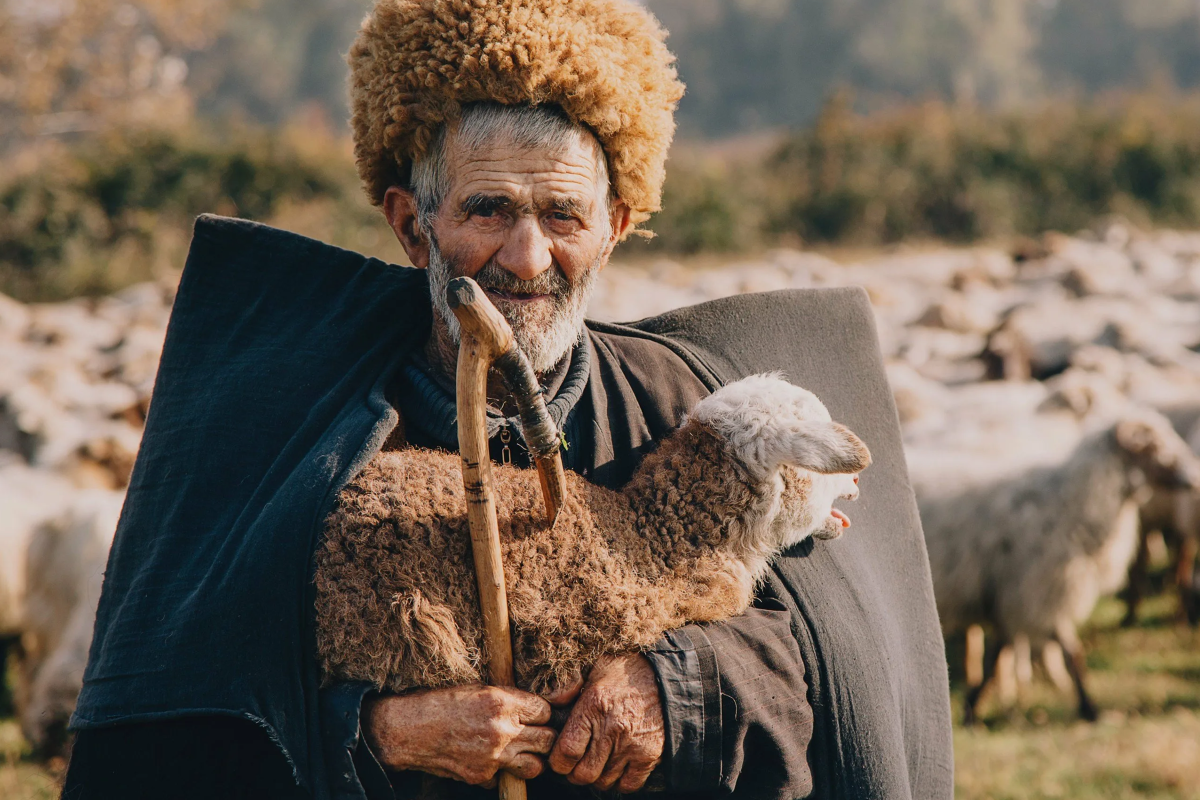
left=411, top=102, right=612, bottom=236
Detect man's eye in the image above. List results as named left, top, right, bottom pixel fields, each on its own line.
left=473, top=208, right=497, bottom=218
left=550, top=212, right=575, bottom=222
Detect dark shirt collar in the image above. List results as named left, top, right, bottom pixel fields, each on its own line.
left=396, top=334, right=591, bottom=450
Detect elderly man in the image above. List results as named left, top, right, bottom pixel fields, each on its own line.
left=65, top=1, right=953, bottom=799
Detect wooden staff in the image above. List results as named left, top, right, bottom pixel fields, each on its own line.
left=448, top=277, right=568, bottom=800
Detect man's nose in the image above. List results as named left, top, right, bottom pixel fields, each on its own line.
left=494, top=216, right=554, bottom=281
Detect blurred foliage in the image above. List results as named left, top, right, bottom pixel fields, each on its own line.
left=629, top=151, right=768, bottom=255
left=0, top=0, right=239, bottom=149
left=13, top=92, right=1200, bottom=298
left=765, top=91, right=1200, bottom=245
left=0, top=122, right=398, bottom=301
left=623, top=91, right=1200, bottom=253
left=7, top=0, right=1198, bottom=145
left=648, top=0, right=1200, bottom=138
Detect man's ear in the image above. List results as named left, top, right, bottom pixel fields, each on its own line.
left=384, top=186, right=431, bottom=269
left=599, top=199, right=633, bottom=264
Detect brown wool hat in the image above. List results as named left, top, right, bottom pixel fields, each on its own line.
left=347, top=0, right=685, bottom=233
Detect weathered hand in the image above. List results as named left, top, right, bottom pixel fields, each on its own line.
left=548, top=654, right=665, bottom=793
left=362, top=684, right=555, bottom=786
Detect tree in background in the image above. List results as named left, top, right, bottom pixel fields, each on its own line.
left=0, top=0, right=237, bottom=150
left=187, top=0, right=369, bottom=128
left=647, top=0, right=1200, bottom=138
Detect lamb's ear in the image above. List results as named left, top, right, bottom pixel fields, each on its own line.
left=783, top=421, right=872, bottom=475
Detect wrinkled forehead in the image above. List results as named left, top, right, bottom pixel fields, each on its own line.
left=442, top=118, right=609, bottom=209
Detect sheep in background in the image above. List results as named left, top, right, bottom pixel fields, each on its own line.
left=315, top=375, right=869, bottom=696
left=1124, top=416, right=1200, bottom=627
left=919, top=409, right=1200, bottom=722
left=0, top=458, right=76, bottom=646
left=0, top=458, right=122, bottom=755
left=16, top=491, right=122, bottom=755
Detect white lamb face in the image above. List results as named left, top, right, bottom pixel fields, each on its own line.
left=792, top=469, right=861, bottom=543
left=690, top=373, right=871, bottom=552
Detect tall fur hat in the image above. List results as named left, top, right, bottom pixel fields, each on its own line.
left=348, top=0, right=685, bottom=232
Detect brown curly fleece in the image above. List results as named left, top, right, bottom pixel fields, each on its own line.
left=314, top=421, right=776, bottom=696
left=347, top=0, right=685, bottom=231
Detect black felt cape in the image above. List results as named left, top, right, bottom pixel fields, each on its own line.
left=72, top=215, right=953, bottom=799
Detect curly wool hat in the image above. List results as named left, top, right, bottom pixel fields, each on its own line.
left=348, top=0, right=684, bottom=231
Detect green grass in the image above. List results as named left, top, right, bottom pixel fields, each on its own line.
left=0, top=720, right=60, bottom=800
left=952, top=594, right=1200, bottom=799
left=2, top=594, right=1198, bottom=798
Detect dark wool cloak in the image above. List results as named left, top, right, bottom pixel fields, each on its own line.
left=69, top=215, right=952, bottom=799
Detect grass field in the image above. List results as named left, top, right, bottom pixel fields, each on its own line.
left=2, top=595, right=1197, bottom=799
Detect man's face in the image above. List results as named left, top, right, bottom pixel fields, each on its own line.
left=422, top=131, right=620, bottom=373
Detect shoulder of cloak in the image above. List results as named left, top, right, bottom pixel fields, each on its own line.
left=72, top=215, right=432, bottom=794
left=595, top=291, right=955, bottom=800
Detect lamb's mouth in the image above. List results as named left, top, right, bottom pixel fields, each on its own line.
left=830, top=508, right=851, bottom=529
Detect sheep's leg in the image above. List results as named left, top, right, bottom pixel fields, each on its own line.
left=1176, top=494, right=1200, bottom=626
left=1041, top=640, right=1074, bottom=694
left=964, top=625, right=985, bottom=690
left=963, top=681, right=986, bottom=726
left=0, top=635, right=17, bottom=716
left=1013, top=634, right=1033, bottom=702
left=994, top=644, right=1017, bottom=707
left=1054, top=624, right=1098, bottom=722
left=963, top=633, right=1006, bottom=726
left=1120, top=528, right=1151, bottom=628
left=1175, top=535, right=1199, bottom=626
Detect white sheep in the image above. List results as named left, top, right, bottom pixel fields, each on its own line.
left=1125, top=416, right=1200, bottom=626
left=918, top=409, right=1200, bottom=722
left=0, top=458, right=122, bottom=754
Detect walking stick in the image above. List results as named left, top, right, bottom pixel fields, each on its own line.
left=447, top=277, right=569, bottom=800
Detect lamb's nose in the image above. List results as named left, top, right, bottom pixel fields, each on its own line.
left=853, top=475, right=859, bottom=485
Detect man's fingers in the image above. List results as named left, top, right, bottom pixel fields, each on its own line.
left=568, top=731, right=614, bottom=786
left=504, top=754, right=546, bottom=781
left=510, top=724, right=558, bottom=755
left=507, top=689, right=552, bottom=725
left=593, top=753, right=630, bottom=792
left=543, top=672, right=585, bottom=706
left=548, top=711, right=593, bottom=774
left=618, top=759, right=659, bottom=794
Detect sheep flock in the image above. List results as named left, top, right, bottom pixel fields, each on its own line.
left=5, top=219, right=1200, bottom=753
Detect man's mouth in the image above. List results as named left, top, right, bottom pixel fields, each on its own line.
left=482, top=288, right=551, bottom=305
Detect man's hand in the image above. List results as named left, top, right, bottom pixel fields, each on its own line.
left=549, top=654, right=665, bottom=793
left=362, top=684, right=555, bottom=786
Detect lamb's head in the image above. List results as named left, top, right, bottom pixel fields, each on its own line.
left=689, top=373, right=871, bottom=554
left=1113, top=412, right=1200, bottom=495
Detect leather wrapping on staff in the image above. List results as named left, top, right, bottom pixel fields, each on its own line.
left=493, top=347, right=561, bottom=458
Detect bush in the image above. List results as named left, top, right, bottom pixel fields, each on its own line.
left=13, top=93, right=1200, bottom=301
left=0, top=127, right=390, bottom=301
left=764, top=92, right=1200, bottom=245
left=627, top=91, right=1200, bottom=253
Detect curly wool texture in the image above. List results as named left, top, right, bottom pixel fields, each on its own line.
left=347, top=0, right=685, bottom=230
left=315, top=424, right=758, bottom=695
left=315, top=374, right=872, bottom=697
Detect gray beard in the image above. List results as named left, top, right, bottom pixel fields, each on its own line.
left=426, top=241, right=600, bottom=374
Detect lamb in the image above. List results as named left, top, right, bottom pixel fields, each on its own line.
left=314, top=374, right=870, bottom=696
left=919, top=408, right=1200, bottom=722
